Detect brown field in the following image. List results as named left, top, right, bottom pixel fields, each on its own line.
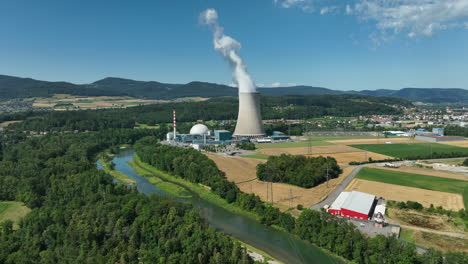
left=367, top=165, right=468, bottom=181
left=0, top=120, right=22, bottom=127
left=237, top=167, right=355, bottom=208
left=439, top=140, right=468, bottom=147
left=307, top=152, right=392, bottom=164
left=327, top=137, right=423, bottom=145
left=206, top=153, right=355, bottom=208
left=258, top=145, right=361, bottom=156
left=388, top=209, right=465, bottom=234
left=345, top=179, right=464, bottom=210
left=205, top=154, right=265, bottom=183
left=415, top=231, right=468, bottom=252
left=258, top=145, right=391, bottom=164
left=33, top=95, right=166, bottom=109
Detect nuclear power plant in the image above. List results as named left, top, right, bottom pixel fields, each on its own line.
left=233, top=92, right=265, bottom=138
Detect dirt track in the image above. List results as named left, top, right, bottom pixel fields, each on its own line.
left=345, top=179, right=465, bottom=210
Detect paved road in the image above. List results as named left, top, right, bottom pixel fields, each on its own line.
left=310, top=165, right=364, bottom=210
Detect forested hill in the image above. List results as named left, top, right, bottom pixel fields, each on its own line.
left=1, top=74, right=467, bottom=103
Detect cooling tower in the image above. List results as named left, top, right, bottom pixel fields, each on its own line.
left=234, top=92, right=265, bottom=138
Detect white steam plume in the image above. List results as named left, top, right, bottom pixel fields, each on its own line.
left=200, top=8, right=256, bottom=93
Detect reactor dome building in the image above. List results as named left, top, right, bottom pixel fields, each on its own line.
left=233, top=92, right=265, bottom=138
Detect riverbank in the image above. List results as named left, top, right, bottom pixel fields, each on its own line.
left=132, top=155, right=262, bottom=221
left=127, top=160, right=192, bottom=198
left=99, top=159, right=136, bottom=185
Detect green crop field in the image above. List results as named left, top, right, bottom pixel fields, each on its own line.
left=356, top=167, right=468, bottom=206
left=351, top=143, right=468, bottom=159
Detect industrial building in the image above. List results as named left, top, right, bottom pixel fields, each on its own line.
left=328, top=191, right=377, bottom=220
left=415, top=135, right=465, bottom=142
left=415, top=127, right=465, bottom=142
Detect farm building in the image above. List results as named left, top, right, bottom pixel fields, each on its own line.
left=415, top=135, right=465, bottom=142
left=328, top=191, right=377, bottom=220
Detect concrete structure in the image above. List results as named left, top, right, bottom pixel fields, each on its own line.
left=432, top=127, right=445, bottom=136
left=214, top=130, right=232, bottom=141
left=190, top=124, right=209, bottom=135
left=328, top=191, right=376, bottom=220
left=234, top=92, right=265, bottom=138
left=415, top=135, right=465, bottom=142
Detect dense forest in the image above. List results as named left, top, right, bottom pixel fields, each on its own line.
left=257, top=154, right=342, bottom=188
left=134, top=136, right=468, bottom=263
left=0, top=130, right=253, bottom=263
left=1, top=94, right=409, bottom=132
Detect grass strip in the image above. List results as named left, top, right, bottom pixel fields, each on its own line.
left=127, top=161, right=192, bottom=198
left=100, top=159, right=136, bottom=185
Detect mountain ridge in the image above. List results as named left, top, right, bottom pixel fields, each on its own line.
left=0, top=74, right=466, bottom=103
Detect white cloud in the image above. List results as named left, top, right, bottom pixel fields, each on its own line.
left=354, top=0, right=468, bottom=38
left=227, top=83, right=238, bottom=87
left=274, top=0, right=468, bottom=39
left=345, top=4, right=353, bottom=15
left=257, top=83, right=265, bottom=87
left=271, top=82, right=282, bottom=87
left=287, top=83, right=297, bottom=86
left=320, top=6, right=339, bottom=15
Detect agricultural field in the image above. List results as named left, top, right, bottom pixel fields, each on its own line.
left=257, top=144, right=391, bottom=164
left=367, top=165, right=468, bottom=181
left=327, top=137, right=421, bottom=145
left=351, top=143, right=468, bottom=159
left=206, top=153, right=355, bottom=209
left=354, top=167, right=468, bottom=208
left=33, top=94, right=166, bottom=110
left=439, top=140, right=468, bottom=148
left=205, top=153, right=265, bottom=183
left=0, top=201, right=31, bottom=228
left=345, top=179, right=464, bottom=210
left=389, top=208, right=465, bottom=233
left=424, top=158, right=466, bottom=166
left=400, top=229, right=468, bottom=252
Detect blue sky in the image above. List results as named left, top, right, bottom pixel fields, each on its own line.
left=1, top=0, right=467, bottom=90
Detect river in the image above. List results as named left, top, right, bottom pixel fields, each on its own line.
left=98, top=149, right=342, bottom=264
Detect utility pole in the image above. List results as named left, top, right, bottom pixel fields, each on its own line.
left=326, top=165, right=330, bottom=188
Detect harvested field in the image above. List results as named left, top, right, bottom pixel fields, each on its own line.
left=415, top=232, right=468, bottom=252
left=205, top=154, right=265, bottom=183
left=307, top=152, right=391, bottom=164
left=439, top=140, right=468, bottom=147
left=257, top=145, right=391, bottom=164
left=327, top=138, right=423, bottom=145
left=368, top=165, right=468, bottom=181
left=258, top=145, right=361, bottom=156
left=237, top=167, right=355, bottom=208
left=388, top=209, right=465, bottom=233
left=345, top=179, right=464, bottom=210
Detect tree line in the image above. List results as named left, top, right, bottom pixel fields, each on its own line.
left=0, top=130, right=254, bottom=263
left=257, top=154, right=341, bottom=188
